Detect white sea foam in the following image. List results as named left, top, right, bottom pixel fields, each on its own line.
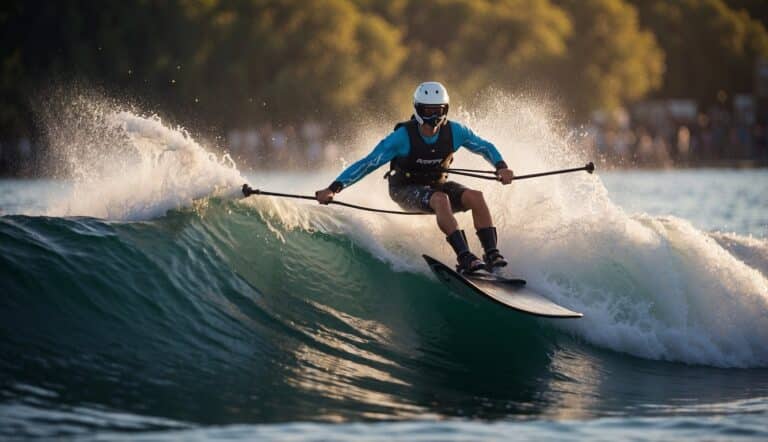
left=40, top=91, right=768, bottom=368
left=247, top=94, right=768, bottom=368
left=43, top=97, right=243, bottom=220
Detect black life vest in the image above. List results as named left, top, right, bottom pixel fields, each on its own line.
left=387, top=118, right=454, bottom=185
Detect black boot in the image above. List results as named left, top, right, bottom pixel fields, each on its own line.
left=477, top=227, right=507, bottom=270
left=446, top=230, right=484, bottom=274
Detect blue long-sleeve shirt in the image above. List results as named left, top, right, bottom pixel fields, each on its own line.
left=334, top=121, right=505, bottom=189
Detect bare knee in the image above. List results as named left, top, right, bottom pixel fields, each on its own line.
left=429, top=192, right=451, bottom=212
left=462, top=189, right=485, bottom=208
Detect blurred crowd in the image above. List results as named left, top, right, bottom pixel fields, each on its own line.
left=3, top=100, right=768, bottom=176
left=226, top=120, right=340, bottom=170
left=229, top=97, right=768, bottom=171
left=0, top=121, right=345, bottom=176
left=584, top=97, right=768, bottom=168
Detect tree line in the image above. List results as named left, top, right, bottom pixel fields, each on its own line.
left=1, top=0, right=766, bottom=140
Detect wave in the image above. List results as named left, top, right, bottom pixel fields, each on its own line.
left=0, top=202, right=557, bottom=429
left=1, top=197, right=767, bottom=436
left=2, top=96, right=768, bottom=435
left=6, top=96, right=768, bottom=368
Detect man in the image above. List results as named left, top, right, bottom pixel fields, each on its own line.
left=316, top=82, right=514, bottom=274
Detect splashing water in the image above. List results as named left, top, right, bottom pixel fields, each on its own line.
left=42, top=95, right=244, bottom=220
left=244, top=94, right=768, bottom=368
left=31, top=90, right=768, bottom=368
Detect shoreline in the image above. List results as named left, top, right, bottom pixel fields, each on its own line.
left=594, top=159, right=768, bottom=171
left=1, top=161, right=768, bottom=179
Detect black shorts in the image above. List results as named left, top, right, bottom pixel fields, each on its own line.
left=388, top=181, right=470, bottom=213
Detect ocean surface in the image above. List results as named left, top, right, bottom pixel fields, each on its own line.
left=1, top=107, right=767, bottom=440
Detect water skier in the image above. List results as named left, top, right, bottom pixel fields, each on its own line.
left=316, top=82, right=514, bottom=274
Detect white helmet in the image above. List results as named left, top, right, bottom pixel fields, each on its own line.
left=413, top=81, right=450, bottom=127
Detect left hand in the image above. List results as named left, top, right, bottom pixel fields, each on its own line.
left=497, top=168, right=514, bottom=185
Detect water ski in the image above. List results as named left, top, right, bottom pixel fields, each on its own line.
left=423, top=254, right=583, bottom=319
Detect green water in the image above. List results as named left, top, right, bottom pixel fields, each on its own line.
left=1, top=170, right=767, bottom=440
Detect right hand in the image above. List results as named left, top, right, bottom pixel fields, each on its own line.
left=497, top=168, right=514, bottom=185
left=315, top=188, right=335, bottom=205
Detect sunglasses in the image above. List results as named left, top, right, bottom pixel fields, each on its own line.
left=418, top=104, right=448, bottom=118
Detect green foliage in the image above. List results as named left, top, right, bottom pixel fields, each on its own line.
left=1, top=0, right=768, bottom=138
left=629, top=0, right=768, bottom=105
left=371, top=0, right=571, bottom=105
left=553, top=0, right=664, bottom=115
left=175, top=0, right=407, bottom=124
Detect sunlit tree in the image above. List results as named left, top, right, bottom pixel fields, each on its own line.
left=630, top=0, right=768, bottom=105
left=552, top=0, right=664, bottom=117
